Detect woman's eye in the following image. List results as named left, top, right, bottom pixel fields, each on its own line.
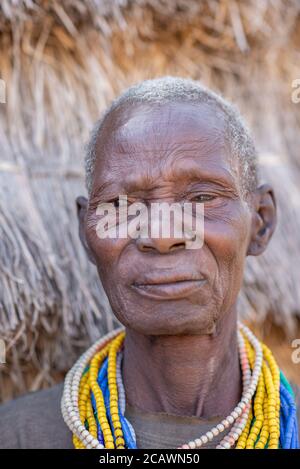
left=192, top=194, right=216, bottom=203
left=111, top=198, right=134, bottom=208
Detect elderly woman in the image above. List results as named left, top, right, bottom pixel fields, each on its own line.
left=0, top=77, right=299, bottom=449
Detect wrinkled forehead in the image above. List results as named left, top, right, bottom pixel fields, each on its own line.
left=99, top=101, right=227, bottom=157
left=92, top=101, right=237, bottom=191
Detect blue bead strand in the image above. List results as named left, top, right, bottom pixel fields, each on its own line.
left=279, top=380, right=299, bottom=448
left=116, top=351, right=137, bottom=448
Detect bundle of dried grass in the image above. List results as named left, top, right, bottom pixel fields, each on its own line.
left=0, top=0, right=300, bottom=400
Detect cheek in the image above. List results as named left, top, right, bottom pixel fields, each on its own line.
left=205, top=220, right=249, bottom=261
left=205, top=200, right=251, bottom=255
left=204, top=203, right=251, bottom=288
left=86, top=224, right=127, bottom=280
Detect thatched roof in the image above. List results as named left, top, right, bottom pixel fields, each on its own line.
left=0, top=0, right=300, bottom=400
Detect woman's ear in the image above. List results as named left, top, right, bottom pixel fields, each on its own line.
left=247, top=184, right=277, bottom=256
left=76, top=196, right=96, bottom=265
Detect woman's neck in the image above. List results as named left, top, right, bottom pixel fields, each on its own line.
left=122, top=308, right=242, bottom=420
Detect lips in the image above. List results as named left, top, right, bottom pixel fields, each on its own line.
left=132, top=272, right=206, bottom=300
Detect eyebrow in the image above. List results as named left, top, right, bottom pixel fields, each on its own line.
left=126, top=165, right=237, bottom=192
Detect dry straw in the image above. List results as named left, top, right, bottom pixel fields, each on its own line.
left=0, top=0, right=300, bottom=400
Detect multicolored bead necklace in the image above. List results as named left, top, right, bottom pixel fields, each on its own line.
left=61, top=322, right=299, bottom=449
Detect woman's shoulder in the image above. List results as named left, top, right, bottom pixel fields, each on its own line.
left=0, top=382, right=73, bottom=448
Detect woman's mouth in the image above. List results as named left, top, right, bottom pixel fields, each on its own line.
left=132, top=275, right=206, bottom=300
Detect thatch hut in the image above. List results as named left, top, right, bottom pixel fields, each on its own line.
left=0, top=0, right=300, bottom=402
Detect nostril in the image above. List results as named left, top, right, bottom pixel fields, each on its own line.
left=170, top=242, right=186, bottom=251
left=141, top=244, right=155, bottom=252
left=137, top=238, right=186, bottom=253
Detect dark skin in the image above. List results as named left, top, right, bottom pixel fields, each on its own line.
left=77, top=101, right=276, bottom=419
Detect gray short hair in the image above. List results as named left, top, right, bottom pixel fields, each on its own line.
left=85, top=76, right=258, bottom=197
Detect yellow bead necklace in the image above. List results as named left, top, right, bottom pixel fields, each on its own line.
left=61, top=323, right=297, bottom=449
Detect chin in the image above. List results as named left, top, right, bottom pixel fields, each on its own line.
left=114, top=300, right=219, bottom=336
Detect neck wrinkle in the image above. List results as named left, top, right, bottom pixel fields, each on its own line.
left=122, top=307, right=242, bottom=420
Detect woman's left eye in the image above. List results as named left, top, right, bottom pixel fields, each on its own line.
left=192, top=194, right=216, bottom=203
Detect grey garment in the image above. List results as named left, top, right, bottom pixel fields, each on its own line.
left=0, top=383, right=73, bottom=449
left=124, top=403, right=231, bottom=449
left=0, top=381, right=299, bottom=449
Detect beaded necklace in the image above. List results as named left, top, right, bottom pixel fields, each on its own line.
left=61, top=322, right=299, bottom=449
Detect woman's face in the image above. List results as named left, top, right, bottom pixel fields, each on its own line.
left=79, top=101, right=275, bottom=336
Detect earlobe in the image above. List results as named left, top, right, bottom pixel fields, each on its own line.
left=76, top=196, right=97, bottom=265
left=247, top=184, right=277, bottom=256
